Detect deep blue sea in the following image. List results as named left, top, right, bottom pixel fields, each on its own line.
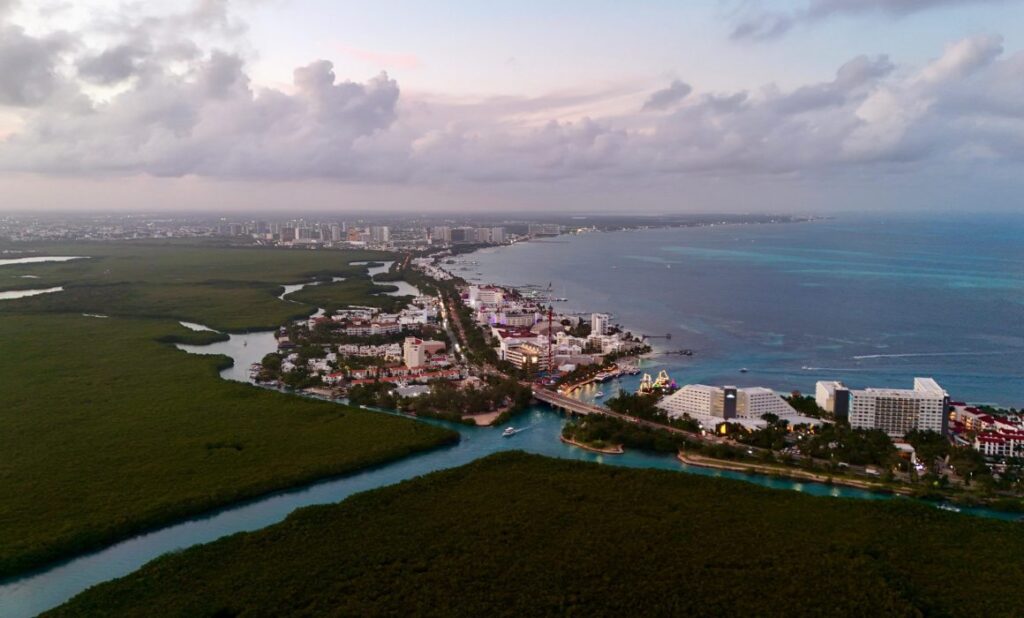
left=467, top=214, right=1024, bottom=406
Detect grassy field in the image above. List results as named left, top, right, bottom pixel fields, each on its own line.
left=0, top=244, right=397, bottom=330
left=50, top=452, right=1024, bottom=617
left=0, top=314, right=457, bottom=578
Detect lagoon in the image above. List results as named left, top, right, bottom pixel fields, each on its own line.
left=0, top=256, right=86, bottom=267
left=0, top=287, right=63, bottom=300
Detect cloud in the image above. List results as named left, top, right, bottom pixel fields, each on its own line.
left=732, top=0, right=1008, bottom=40
left=0, top=24, right=70, bottom=106
left=0, top=4, right=1022, bottom=194
left=918, top=33, right=1003, bottom=84
left=77, top=41, right=151, bottom=85
left=642, top=80, right=692, bottom=111
left=768, top=54, right=894, bottom=114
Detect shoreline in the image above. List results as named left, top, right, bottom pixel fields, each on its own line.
left=677, top=452, right=911, bottom=496
left=560, top=435, right=624, bottom=455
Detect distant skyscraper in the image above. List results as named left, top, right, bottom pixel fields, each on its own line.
left=370, top=226, right=390, bottom=243
left=431, top=226, right=452, bottom=243
left=451, top=227, right=474, bottom=243
left=330, top=224, right=342, bottom=241
left=591, top=313, right=610, bottom=336
left=474, top=227, right=492, bottom=243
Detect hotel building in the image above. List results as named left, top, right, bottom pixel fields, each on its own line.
left=657, top=384, right=812, bottom=429
left=847, top=378, right=948, bottom=438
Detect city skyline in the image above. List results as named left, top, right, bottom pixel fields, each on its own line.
left=2, top=0, right=1024, bottom=213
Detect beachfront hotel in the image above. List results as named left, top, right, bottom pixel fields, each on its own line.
left=838, top=378, right=949, bottom=438
left=814, top=380, right=851, bottom=421
left=657, top=384, right=820, bottom=430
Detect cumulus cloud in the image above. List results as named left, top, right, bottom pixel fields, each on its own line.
left=0, top=3, right=1022, bottom=190
left=642, top=80, right=692, bottom=111
left=77, top=41, right=151, bottom=85
left=732, top=0, right=1008, bottom=40
left=765, top=54, right=893, bottom=114
left=0, top=24, right=70, bottom=106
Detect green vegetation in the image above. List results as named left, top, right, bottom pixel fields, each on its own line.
left=606, top=392, right=701, bottom=432
left=0, top=244, right=459, bottom=577
left=405, top=378, right=532, bottom=419
left=348, top=378, right=532, bottom=425
left=0, top=314, right=457, bottom=578
left=784, top=392, right=828, bottom=418
left=0, top=243, right=393, bottom=330
left=51, top=452, right=1024, bottom=617
left=976, top=404, right=1021, bottom=417
left=563, top=415, right=688, bottom=453
left=732, top=414, right=794, bottom=451
left=286, top=277, right=410, bottom=314
left=905, top=430, right=992, bottom=483
left=798, top=423, right=897, bottom=467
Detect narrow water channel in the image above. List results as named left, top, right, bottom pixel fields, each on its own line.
left=1, top=310, right=1016, bottom=617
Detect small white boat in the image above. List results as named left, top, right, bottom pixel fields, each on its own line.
left=739, top=368, right=749, bottom=373
left=594, top=391, right=605, bottom=398
left=937, top=504, right=961, bottom=513
left=502, top=427, right=517, bottom=437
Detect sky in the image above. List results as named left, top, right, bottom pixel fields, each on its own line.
left=1, top=0, right=1024, bottom=214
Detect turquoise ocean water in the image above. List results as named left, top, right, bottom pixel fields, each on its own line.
left=467, top=214, right=1024, bottom=406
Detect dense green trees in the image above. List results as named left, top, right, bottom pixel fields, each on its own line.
left=0, top=315, right=456, bottom=579
left=606, top=392, right=700, bottom=432
left=408, top=378, right=531, bottom=417
left=798, top=424, right=897, bottom=467
left=51, top=453, right=1024, bottom=617
left=563, top=415, right=687, bottom=453
left=784, top=393, right=828, bottom=418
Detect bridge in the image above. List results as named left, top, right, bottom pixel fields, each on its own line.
left=531, top=387, right=697, bottom=439
left=532, top=388, right=611, bottom=417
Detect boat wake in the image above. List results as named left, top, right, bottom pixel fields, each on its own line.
left=852, top=351, right=1011, bottom=360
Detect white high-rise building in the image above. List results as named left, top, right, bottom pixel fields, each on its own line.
left=848, top=378, right=948, bottom=438
left=431, top=226, right=452, bottom=244
left=658, top=384, right=817, bottom=429
left=403, top=337, right=427, bottom=368
left=370, top=226, right=390, bottom=243
left=815, top=380, right=850, bottom=420
left=591, top=313, right=610, bottom=336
